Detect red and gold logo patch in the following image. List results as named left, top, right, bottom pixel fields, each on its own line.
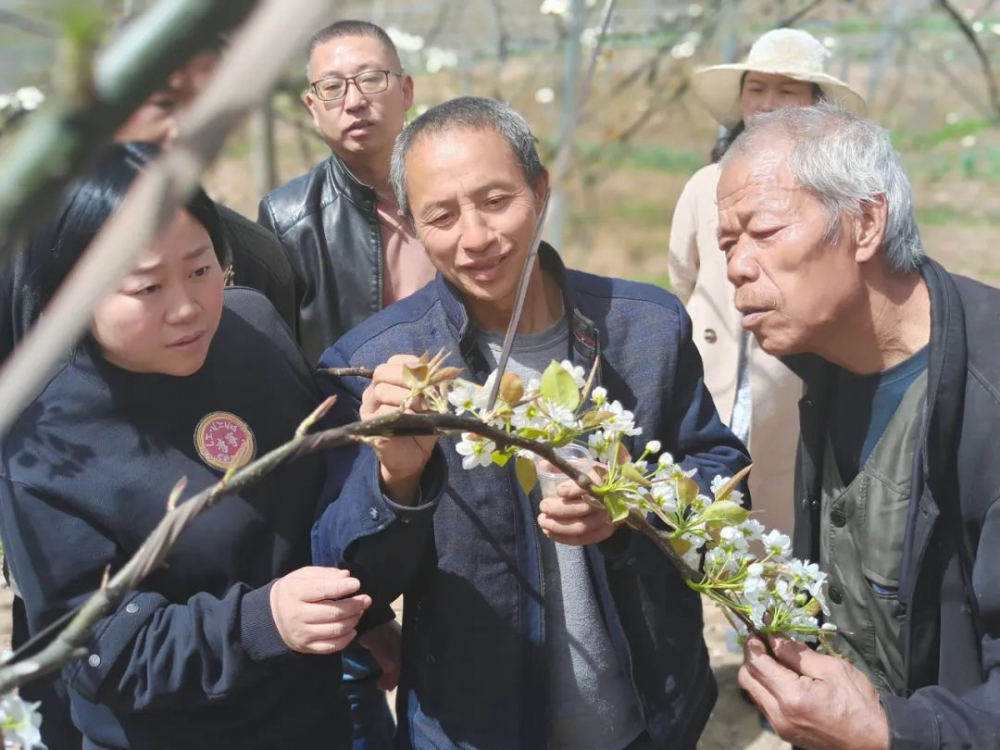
left=194, top=412, right=256, bottom=471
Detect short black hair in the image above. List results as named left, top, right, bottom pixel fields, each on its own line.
left=23, top=142, right=225, bottom=325
left=307, top=20, right=402, bottom=78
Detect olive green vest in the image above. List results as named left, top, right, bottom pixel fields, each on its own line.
left=819, top=371, right=928, bottom=694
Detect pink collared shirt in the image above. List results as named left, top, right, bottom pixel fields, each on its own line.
left=375, top=191, right=437, bottom=306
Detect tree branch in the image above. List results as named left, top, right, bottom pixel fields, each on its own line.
left=938, top=0, right=1000, bottom=121
left=0, top=0, right=339, bottom=439
left=777, top=0, right=825, bottom=28
left=0, top=0, right=260, bottom=260
left=0, top=402, right=710, bottom=694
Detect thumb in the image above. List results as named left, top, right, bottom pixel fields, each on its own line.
left=769, top=636, right=835, bottom=679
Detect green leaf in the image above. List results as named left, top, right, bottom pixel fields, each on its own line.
left=515, top=456, right=538, bottom=494
left=492, top=450, right=512, bottom=468
left=539, top=361, right=580, bottom=412
left=604, top=493, right=630, bottom=523
left=700, top=500, right=750, bottom=526
left=621, top=463, right=652, bottom=487
left=670, top=536, right=692, bottom=557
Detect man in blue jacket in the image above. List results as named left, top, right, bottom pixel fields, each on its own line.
left=313, top=97, right=749, bottom=749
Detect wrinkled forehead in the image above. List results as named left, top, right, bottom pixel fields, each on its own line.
left=717, top=148, right=805, bottom=216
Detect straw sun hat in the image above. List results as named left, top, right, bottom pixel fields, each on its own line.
left=691, top=28, right=867, bottom=128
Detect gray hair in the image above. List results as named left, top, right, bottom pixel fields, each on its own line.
left=722, top=102, right=924, bottom=273
left=390, top=96, right=545, bottom=223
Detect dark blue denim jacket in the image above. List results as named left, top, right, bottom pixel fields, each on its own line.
left=313, top=246, right=750, bottom=749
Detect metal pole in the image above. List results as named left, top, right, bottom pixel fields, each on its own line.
left=547, top=0, right=584, bottom=252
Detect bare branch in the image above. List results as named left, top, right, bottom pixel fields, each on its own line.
left=322, top=367, right=376, bottom=378
left=938, top=0, right=1000, bottom=121
left=0, top=399, right=706, bottom=695
left=777, top=0, right=825, bottom=28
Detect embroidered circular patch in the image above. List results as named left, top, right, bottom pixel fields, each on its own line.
left=194, top=412, right=256, bottom=471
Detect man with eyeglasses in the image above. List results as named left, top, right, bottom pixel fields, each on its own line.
left=259, top=19, right=436, bottom=363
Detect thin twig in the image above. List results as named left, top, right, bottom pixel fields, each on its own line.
left=322, top=367, right=376, bottom=378
left=938, top=0, right=1000, bottom=121
left=777, top=0, right=825, bottom=28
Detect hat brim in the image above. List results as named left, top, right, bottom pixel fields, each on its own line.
left=691, top=63, right=868, bottom=128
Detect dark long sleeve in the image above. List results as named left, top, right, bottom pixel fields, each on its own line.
left=311, top=342, right=446, bottom=606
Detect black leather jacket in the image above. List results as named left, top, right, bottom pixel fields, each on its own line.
left=257, top=155, right=383, bottom=362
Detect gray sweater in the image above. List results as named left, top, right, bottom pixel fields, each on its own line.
left=478, top=319, right=645, bottom=750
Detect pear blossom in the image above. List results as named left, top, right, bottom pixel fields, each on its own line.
left=407, top=357, right=840, bottom=647
left=455, top=435, right=496, bottom=469
left=762, top=529, right=792, bottom=559
left=448, top=381, right=479, bottom=415
left=0, top=693, right=44, bottom=749
left=559, top=360, right=587, bottom=388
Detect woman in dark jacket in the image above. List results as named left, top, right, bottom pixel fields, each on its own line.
left=0, top=143, right=372, bottom=750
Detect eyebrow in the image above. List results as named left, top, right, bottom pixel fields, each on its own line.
left=131, top=244, right=211, bottom=275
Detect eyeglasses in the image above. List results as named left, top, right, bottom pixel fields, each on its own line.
left=309, top=70, right=404, bottom=102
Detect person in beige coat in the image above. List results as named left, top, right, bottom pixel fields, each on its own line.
left=669, top=28, right=867, bottom=536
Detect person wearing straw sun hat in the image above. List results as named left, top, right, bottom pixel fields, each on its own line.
left=668, top=28, right=867, bottom=541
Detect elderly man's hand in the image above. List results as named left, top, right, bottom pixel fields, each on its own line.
left=536, top=466, right=615, bottom=546
left=738, top=636, right=890, bottom=750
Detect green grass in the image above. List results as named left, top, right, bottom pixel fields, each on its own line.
left=541, top=139, right=705, bottom=175
left=637, top=273, right=672, bottom=291
left=916, top=205, right=1000, bottom=228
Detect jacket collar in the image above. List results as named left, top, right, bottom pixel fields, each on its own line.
left=434, top=243, right=601, bottom=382
left=918, top=258, right=967, bottom=490
left=324, top=152, right=377, bottom=206
left=784, top=258, right=965, bottom=489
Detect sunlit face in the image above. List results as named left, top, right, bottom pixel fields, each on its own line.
left=717, top=146, right=863, bottom=356
left=304, top=35, right=413, bottom=164
left=92, top=210, right=225, bottom=376
left=405, top=127, right=548, bottom=323
left=740, top=72, right=817, bottom=122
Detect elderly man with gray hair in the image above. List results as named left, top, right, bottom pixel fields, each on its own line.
left=721, top=103, right=1000, bottom=749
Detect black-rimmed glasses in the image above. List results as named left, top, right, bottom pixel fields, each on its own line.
left=309, top=70, right=403, bottom=101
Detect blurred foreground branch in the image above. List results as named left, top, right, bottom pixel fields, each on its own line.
left=0, top=0, right=337, bottom=437
left=0, top=0, right=259, bottom=258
